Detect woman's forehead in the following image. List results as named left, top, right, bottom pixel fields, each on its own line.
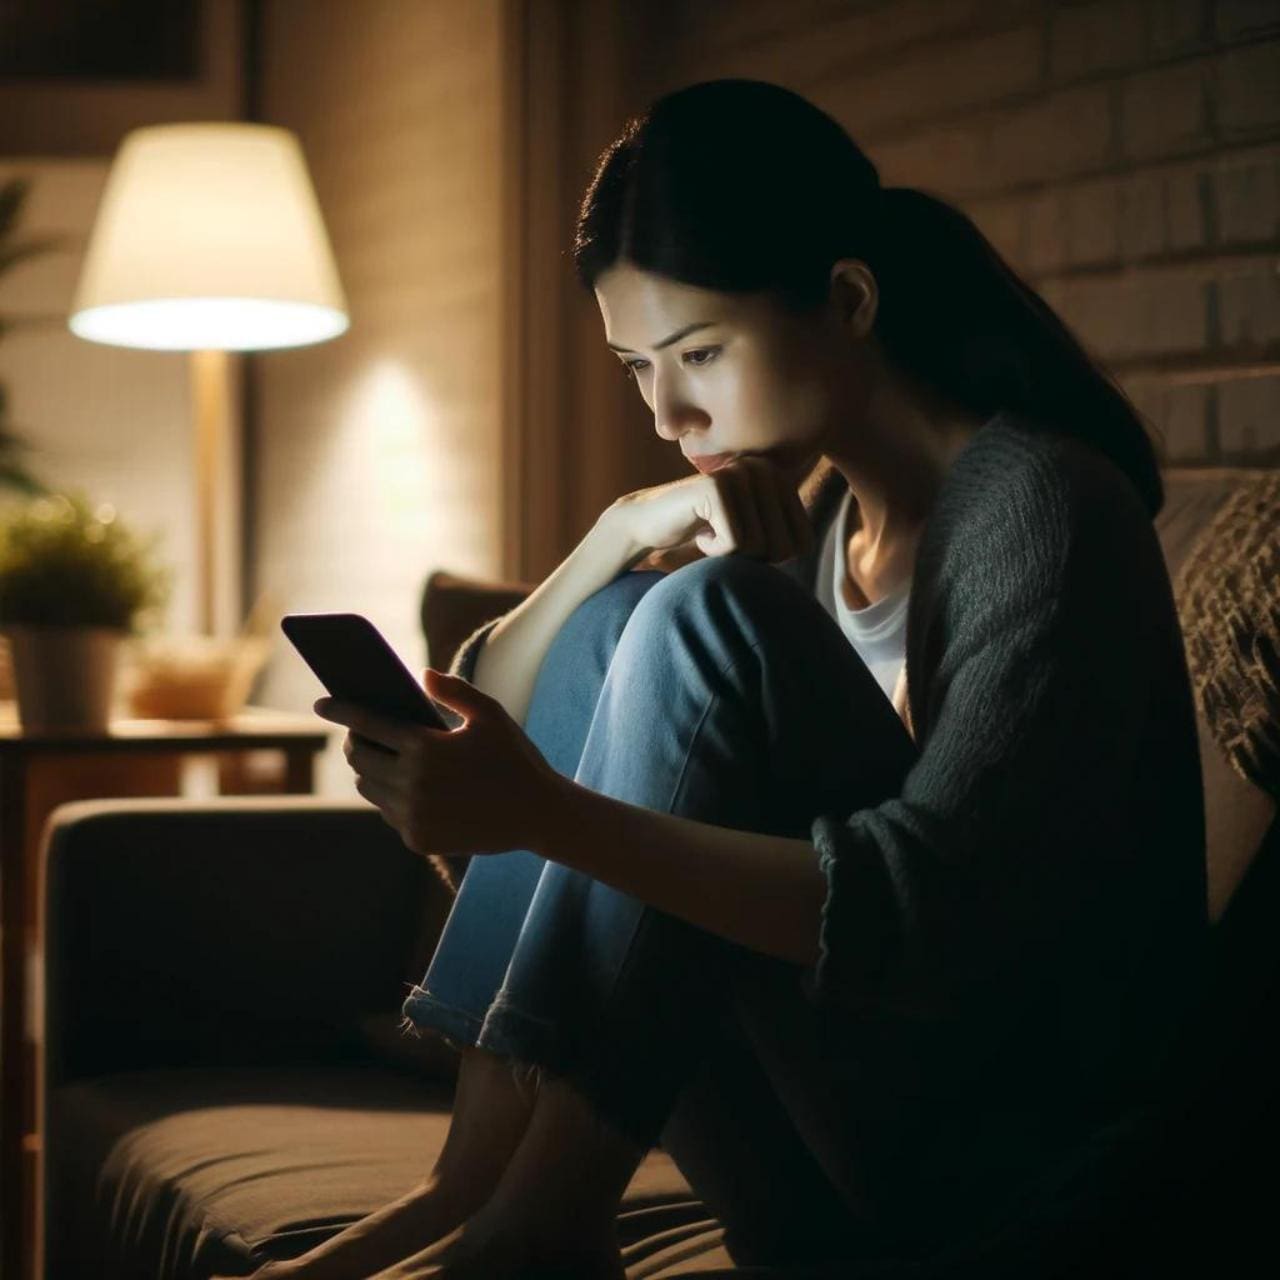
left=595, top=265, right=776, bottom=346
left=595, top=264, right=721, bottom=311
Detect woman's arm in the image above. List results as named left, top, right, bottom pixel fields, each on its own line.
left=532, top=778, right=828, bottom=967
left=521, top=439, right=1199, bottom=1034
left=467, top=504, right=652, bottom=724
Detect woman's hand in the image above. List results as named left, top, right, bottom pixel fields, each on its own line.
left=607, top=450, right=816, bottom=568
left=315, top=668, right=566, bottom=857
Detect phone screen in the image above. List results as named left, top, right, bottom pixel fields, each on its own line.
left=280, top=612, right=450, bottom=732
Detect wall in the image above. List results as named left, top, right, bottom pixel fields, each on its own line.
left=0, top=0, right=243, bottom=156
left=497, top=0, right=670, bottom=583
left=625, top=0, right=1280, bottom=466
left=0, top=0, right=245, bottom=647
left=250, top=0, right=506, bottom=796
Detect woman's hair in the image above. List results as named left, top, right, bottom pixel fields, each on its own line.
left=573, top=78, right=1164, bottom=517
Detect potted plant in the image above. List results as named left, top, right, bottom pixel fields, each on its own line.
left=0, top=490, right=171, bottom=731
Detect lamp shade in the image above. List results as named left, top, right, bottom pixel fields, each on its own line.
left=69, top=122, right=349, bottom=351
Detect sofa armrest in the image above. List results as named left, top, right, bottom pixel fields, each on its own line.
left=42, top=797, right=438, bottom=1089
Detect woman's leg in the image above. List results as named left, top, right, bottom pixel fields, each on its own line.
left=251, top=571, right=667, bottom=1280
left=395, top=555, right=919, bottom=1273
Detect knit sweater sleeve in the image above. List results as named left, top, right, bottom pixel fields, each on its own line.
left=803, top=434, right=1198, bottom=1027
left=447, top=616, right=504, bottom=682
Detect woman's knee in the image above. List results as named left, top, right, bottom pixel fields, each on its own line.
left=546, top=568, right=664, bottom=669
left=524, top=569, right=665, bottom=757
left=618, top=555, right=804, bottom=659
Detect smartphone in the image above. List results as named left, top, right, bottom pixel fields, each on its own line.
left=280, top=612, right=451, bottom=734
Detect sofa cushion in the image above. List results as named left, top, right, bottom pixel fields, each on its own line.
left=1174, top=471, right=1280, bottom=798
left=1157, top=469, right=1279, bottom=921
left=420, top=568, right=535, bottom=675
left=48, top=1065, right=729, bottom=1280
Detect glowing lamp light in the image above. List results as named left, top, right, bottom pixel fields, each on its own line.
left=68, top=122, right=350, bottom=636
left=69, top=122, right=348, bottom=350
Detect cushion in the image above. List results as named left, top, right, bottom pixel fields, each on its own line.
left=1174, top=472, right=1280, bottom=797
left=419, top=568, right=535, bottom=674
left=1157, top=469, right=1279, bottom=921
left=47, top=1065, right=728, bottom=1279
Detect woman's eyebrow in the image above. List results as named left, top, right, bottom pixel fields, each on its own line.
left=606, top=321, right=717, bottom=353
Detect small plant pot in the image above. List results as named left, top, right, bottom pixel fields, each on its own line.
left=3, top=624, right=125, bottom=732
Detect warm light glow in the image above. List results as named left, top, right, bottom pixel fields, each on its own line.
left=68, top=123, right=349, bottom=353
left=347, top=360, right=436, bottom=520
left=70, top=298, right=349, bottom=351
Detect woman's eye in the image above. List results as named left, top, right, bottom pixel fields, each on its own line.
left=684, top=347, right=719, bottom=367
left=620, top=348, right=719, bottom=380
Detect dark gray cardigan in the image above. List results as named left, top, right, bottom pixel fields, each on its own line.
left=450, top=413, right=1209, bottom=1248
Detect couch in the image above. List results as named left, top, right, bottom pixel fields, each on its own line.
left=40, top=466, right=1279, bottom=1278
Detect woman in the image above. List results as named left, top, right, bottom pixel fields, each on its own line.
left=258, top=79, right=1208, bottom=1279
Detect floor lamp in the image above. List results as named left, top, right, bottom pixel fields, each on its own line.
left=68, top=122, right=349, bottom=641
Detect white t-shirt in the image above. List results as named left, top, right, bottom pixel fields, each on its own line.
left=813, top=487, right=910, bottom=704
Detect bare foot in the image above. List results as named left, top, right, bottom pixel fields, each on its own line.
left=368, top=1215, right=627, bottom=1280
left=239, top=1175, right=479, bottom=1280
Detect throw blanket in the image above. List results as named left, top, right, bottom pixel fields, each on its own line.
left=1175, top=472, right=1280, bottom=799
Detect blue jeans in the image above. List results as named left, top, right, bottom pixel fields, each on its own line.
left=402, top=556, right=920, bottom=1264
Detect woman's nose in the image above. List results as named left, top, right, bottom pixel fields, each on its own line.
left=652, top=373, right=703, bottom=442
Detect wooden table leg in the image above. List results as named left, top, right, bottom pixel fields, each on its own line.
left=283, top=748, right=314, bottom=795
left=1, top=756, right=29, bottom=1280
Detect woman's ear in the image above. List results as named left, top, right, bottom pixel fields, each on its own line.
left=829, top=259, right=878, bottom=339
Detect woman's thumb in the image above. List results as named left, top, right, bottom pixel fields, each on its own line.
left=423, top=667, right=483, bottom=714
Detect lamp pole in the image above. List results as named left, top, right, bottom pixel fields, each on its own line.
left=189, top=348, right=242, bottom=639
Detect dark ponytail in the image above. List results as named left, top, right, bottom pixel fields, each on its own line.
left=573, top=78, right=1163, bottom=517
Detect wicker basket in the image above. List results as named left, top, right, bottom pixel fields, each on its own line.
left=119, top=635, right=272, bottom=721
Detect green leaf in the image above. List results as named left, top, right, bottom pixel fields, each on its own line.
left=0, top=179, right=30, bottom=241
left=0, top=234, right=70, bottom=276
left=0, top=490, right=172, bottom=630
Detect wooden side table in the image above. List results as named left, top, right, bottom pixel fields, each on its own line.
left=0, top=704, right=330, bottom=1280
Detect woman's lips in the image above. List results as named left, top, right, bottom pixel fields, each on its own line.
left=687, top=452, right=737, bottom=474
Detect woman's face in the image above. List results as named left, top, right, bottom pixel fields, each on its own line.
left=594, top=262, right=868, bottom=483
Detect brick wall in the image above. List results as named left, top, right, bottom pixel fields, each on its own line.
left=634, top=0, right=1280, bottom=467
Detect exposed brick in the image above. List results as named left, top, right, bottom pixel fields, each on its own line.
left=824, top=24, right=1043, bottom=136
left=1118, top=167, right=1207, bottom=258
left=1217, top=376, right=1280, bottom=459
left=869, top=123, right=988, bottom=196
left=1121, top=174, right=1172, bottom=258
left=987, top=83, right=1114, bottom=186
left=1212, top=151, right=1280, bottom=243
left=1053, top=273, right=1209, bottom=360
left=1024, top=190, right=1070, bottom=272
left=1140, top=275, right=1213, bottom=356
left=1049, top=0, right=1146, bottom=81
left=1120, top=62, right=1209, bottom=160
left=1215, top=43, right=1280, bottom=137
left=1163, top=382, right=1213, bottom=460
left=690, top=0, right=1038, bottom=65
left=1165, top=166, right=1206, bottom=250
left=1125, top=381, right=1211, bottom=461
left=1215, top=0, right=1280, bottom=41
left=963, top=195, right=1026, bottom=266
left=1218, top=268, right=1280, bottom=346
left=1065, top=178, right=1121, bottom=266
left=1146, top=0, right=1212, bottom=58
left=1037, top=278, right=1069, bottom=316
